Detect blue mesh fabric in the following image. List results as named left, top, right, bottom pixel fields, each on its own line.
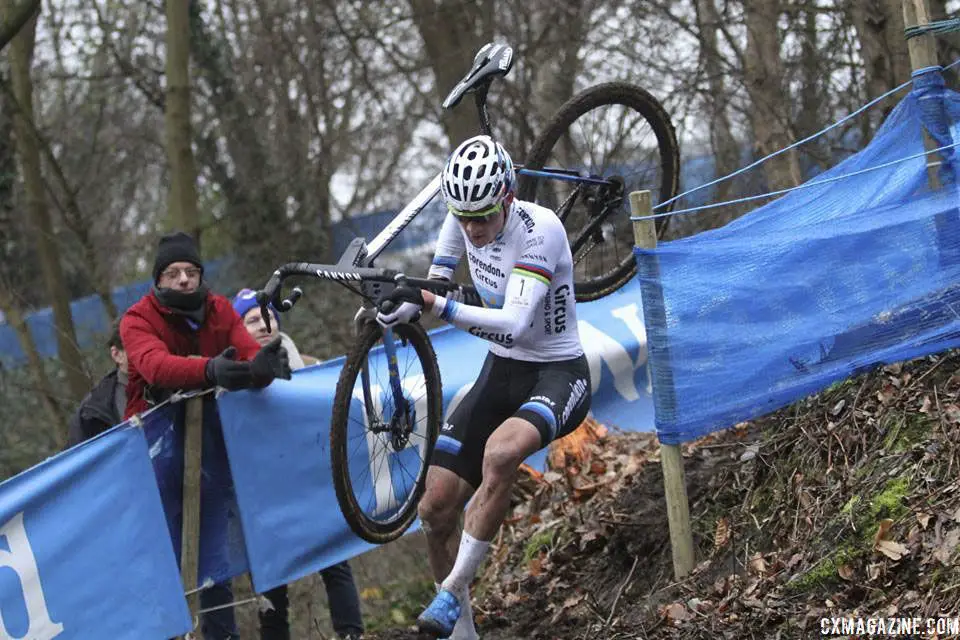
left=636, top=81, right=960, bottom=445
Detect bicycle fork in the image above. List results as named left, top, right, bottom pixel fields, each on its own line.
left=360, top=327, right=413, bottom=451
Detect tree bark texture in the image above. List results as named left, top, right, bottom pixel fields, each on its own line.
left=742, top=0, right=801, bottom=192
left=165, top=0, right=201, bottom=240
left=6, top=6, right=90, bottom=414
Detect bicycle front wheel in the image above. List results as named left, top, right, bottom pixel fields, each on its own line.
left=519, top=82, right=680, bottom=302
left=330, top=320, right=442, bottom=544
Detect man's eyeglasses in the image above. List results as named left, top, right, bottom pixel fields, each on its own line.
left=160, top=266, right=202, bottom=280
left=448, top=202, right=503, bottom=224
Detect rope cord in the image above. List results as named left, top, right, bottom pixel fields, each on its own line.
left=195, top=595, right=264, bottom=615
left=632, top=140, right=960, bottom=221
left=648, top=58, right=960, bottom=216
left=905, top=17, right=960, bottom=39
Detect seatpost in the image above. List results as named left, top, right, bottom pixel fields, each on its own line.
left=474, top=81, right=493, bottom=136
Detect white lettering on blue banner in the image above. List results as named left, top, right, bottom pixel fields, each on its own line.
left=0, top=512, right=64, bottom=640
left=578, top=302, right=649, bottom=401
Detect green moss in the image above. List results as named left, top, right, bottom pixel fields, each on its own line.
left=523, top=528, right=559, bottom=562
left=883, top=413, right=933, bottom=452
left=791, top=477, right=911, bottom=594
left=841, top=496, right=861, bottom=515
left=869, top=477, right=910, bottom=522
left=788, top=546, right=863, bottom=592
left=825, top=377, right=855, bottom=394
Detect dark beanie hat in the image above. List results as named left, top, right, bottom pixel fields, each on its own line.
left=153, top=231, right=203, bottom=282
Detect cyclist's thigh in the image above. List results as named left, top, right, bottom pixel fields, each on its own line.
left=432, top=353, right=514, bottom=489
left=513, top=354, right=591, bottom=447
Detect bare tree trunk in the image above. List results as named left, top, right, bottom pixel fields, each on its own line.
left=0, top=283, right=64, bottom=438
left=796, top=3, right=827, bottom=170
left=741, top=0, right=801, bottom=192
left=187, top=2, right=297, bottom=281
left=0, top=70, right=64, bottom=440
left=850, top=0, right=911, bottom=101
left=409, top=0, right=495, bottom=145
left=6, top=7, right=90, bottom=408
left=693, top=0, right=739, bottom=209
left=0, top=0, right=37, bottom=53
left=0, top=78, right=119, bottom=320
left=927, top=0, right=959, bottom=78
left=164, top=0, right=200, bottom=240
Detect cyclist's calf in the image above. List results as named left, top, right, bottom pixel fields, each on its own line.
left=419, top=468, right=472, bottom=536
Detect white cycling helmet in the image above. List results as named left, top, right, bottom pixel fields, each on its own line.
left=441, top=135, right=515, bottom=214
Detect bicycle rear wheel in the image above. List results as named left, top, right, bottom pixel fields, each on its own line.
left=519, top=82, right=680, bottom=302
left=330, top=320, right=442, bottom=544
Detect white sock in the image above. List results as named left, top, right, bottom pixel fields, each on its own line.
left=436, top=582, right=478, bottom=640
left=441, top=532, right=490, bottom=595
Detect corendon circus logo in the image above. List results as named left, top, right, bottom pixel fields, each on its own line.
left=468, top=327, right=514, bottom=346
left=0, top=512, right=64, bottom=639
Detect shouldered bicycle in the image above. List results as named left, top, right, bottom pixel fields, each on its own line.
left=255, top=42, right=680, bottom=543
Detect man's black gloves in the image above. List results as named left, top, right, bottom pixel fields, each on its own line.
left=205, top=346, right=253, bottom=390
left=205, top=337, right=291, bottom=391
left=250, top=336, right=292, bottom=387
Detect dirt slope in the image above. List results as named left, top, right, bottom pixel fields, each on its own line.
left=366, top=351, right=960, bottom=639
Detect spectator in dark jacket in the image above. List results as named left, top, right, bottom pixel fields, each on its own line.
left=233, top=289, right=365, bottom=640
left=66, top=320, right=128, bottom=447
left=121, top=231, right=292, bottom=640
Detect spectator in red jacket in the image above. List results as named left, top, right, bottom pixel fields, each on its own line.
left=120, top=231, right=291, bottom=640
left=120, top=231, right=291, bottom=419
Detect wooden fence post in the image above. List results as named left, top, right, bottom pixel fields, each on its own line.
left=903, top=0, right=942, bottom=189
left=179, top=394, right=204, bottom=639
left=629, top=190, right=695, bottom=580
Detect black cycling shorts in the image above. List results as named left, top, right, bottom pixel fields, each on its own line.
left=431, top=352, right=592, bottom=488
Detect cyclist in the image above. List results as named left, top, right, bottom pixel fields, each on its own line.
left=377, top=135, right=592, bottom=639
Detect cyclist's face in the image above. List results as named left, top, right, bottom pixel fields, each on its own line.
left=243, top=307, right=279, bottom=345
left=453, top=198, right=509, bottom=247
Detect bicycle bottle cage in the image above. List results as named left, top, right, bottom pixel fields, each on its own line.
left=442, top=43, right=514, bottom=110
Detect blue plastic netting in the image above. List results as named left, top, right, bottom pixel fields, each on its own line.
left=636, top=71, right=960, bottom=444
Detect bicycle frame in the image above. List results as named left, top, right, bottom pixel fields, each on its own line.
left=257, top=40, right=628, bottom=456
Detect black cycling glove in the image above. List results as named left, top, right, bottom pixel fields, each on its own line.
left=385, top=284, right=425, bottom=308
left=250, top=336, right=292, bottom=387
left=205, top=346, right=254, bottom=391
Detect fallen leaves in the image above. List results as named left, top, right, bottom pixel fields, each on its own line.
left=462, top=350, right=960, bottom=640
left=714, top=517, right=731, bottom=551
left=933, top=528, right=960, bottom=565
left=874, top=518, right=909, bottom=560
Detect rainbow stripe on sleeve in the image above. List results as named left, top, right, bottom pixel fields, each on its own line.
left=513, top=262, right=553, bottom=285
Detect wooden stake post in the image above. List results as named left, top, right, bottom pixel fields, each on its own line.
left=903, top=0, right=942, bottom=189
left=629, top=190, right=695, bottom=580
left=179, top=394, right=204, bottom=638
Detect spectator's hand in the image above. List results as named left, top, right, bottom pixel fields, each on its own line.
left=250, top=336, right=292, bottom=386
left=377, top=286, right=424, bottom=328
left=205, top=346, right=254, bottom=391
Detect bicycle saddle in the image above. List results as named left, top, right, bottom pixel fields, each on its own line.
left=442, top=43, right=514, bottom=110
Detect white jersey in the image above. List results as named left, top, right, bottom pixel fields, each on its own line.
left=427, top=199, right=583, bottom=362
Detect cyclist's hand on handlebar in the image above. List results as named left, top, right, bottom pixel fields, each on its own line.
left=386, top=285, right=425, bottom=307
left=377, top=301, right=422, bottom=328
left=376, top=285, right=425, bottom=329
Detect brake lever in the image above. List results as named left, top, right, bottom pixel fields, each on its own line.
left=255, top=290, right=274, bottom=334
